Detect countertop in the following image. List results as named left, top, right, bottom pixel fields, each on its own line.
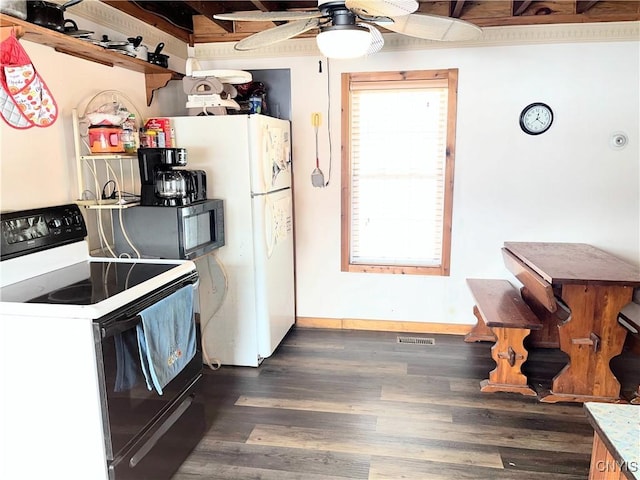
left=584, top=402, right=640, bottom=480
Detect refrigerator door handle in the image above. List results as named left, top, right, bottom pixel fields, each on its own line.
left=250, top=186, right=290, bottom=198
left=265, top=195, right=275, bottom=258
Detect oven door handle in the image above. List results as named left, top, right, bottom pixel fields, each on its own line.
left=99, top=274, right=198, bottom=339
left=101, top=315, right=141, bottom=339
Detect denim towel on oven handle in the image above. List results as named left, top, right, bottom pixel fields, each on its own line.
left=136, top=285, right=196, bottom=395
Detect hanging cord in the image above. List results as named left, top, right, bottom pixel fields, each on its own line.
left=101, top=180, right=139, bottom=203
left=116, top=205, right=141, bottom=259
left=95, top=208, right=117, bottom=257
left=124, top=262, right=137, bottom=289
left=314, top=117, right=320, bottom=170
left=86, top=161, right=117, bottom=258
left=103, top=162, right=141, bottom=259
left=103, top=261, right=112, bottom=297
left=88, top=163, right=141, bottom=259
left=200, top=252, right=228, bottom=371
left=325, top=59, right=332, bottom=187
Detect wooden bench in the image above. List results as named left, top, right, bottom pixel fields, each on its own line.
left=501, top=247, right=565, bottom=348
left=466, top=278, right=543, bottom=396
left=501, top=247, right=558, bottom=312
left=619, top=300, right=640, bottom=338
left=618, top=299, right=640, bottom=404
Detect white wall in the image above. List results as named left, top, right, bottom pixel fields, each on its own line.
left=193, top=37, right=639, bottom=326
left=0, top=0, right=189, bottom=214
left=0, top=42, right=171, bottom=212
left=2, top=26, right=638, bottom=327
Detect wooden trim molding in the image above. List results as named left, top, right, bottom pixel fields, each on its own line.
left=340, top=72, right=351, bottom=274
left=340, top=68, right=457, bottom=277
left=296, top=317, right=473, bottom=335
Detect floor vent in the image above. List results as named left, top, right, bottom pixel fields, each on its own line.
left=397, top=336, right=435, bottom=345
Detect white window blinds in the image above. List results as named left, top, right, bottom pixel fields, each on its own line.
left=349, top=86, right=448, bottom=267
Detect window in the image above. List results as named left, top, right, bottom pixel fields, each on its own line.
left=341, top=69, right=458, bottom=276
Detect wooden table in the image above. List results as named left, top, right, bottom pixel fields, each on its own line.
left=503, top=242, right=640, bottom=403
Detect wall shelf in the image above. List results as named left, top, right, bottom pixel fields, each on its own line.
left=79, top=154, right=138, bottom=161
left=0, top=15, right=182, bottom=105
left=77, top=200, right=139, bottom=209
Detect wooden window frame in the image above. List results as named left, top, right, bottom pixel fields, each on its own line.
left=340, top=69, right=458, bottom=276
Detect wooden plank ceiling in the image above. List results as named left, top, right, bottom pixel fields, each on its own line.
left=100, top=1, right=640, bottom=45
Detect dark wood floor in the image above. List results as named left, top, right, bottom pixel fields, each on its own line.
left=172, top=327, right=640, bottom=480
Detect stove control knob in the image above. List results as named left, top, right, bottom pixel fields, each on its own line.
left=49, top=218, right=62, bottom=228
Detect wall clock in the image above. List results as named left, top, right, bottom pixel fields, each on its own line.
left=519, top=102, right=554, bottom=135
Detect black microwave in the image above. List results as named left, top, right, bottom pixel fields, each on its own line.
left=111, top=199, right=224, bottom=259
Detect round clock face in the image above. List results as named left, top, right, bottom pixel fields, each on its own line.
left=519, top=102, right=553, bottom=135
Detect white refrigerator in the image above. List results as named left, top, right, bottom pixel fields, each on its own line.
left=168, top=114, right=294, bottom=367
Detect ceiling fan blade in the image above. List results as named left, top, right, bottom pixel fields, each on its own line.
left=214, top=11, right=322, bottom=22
left=234, top=18, right=320, bottom=51
left=360, top=23, right=385, bottom=55
left=378, top=13, right=482, bottom=41
left=346, top=0, right=418, bottom=17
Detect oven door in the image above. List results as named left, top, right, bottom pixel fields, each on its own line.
left=94, top=272, right=203, bottom=461
left=108, top=375, right=205, bottom=480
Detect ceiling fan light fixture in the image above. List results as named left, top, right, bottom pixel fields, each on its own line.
left=316, top=25, right=371, bottom=59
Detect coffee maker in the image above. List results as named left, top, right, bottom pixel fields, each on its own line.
left=138, top=147, right=207, bottom=206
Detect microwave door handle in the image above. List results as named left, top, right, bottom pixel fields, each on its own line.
left=101, top=315, right=142, bottom=339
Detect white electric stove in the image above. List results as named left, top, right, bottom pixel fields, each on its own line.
left=0, top=203, right=205, bottom=480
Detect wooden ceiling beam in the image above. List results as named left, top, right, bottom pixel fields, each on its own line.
left=450, top=1, right=467, bottom=18
left=250, top=1, right=271, bottom=12
left=576, top=1, right=600, bottom=13
left=254, top=1, right=319, bottom=12
left=183, top=0, right=234, bottom=32
left=466, top=11, right=640, bottom=26
left=513, top=1, right=534, bottom=16
left=248, top=2, right=307, bottom=25
left=192, top=30, right=316, bottom=44
left=100, top=0, right=191, bottom=43
left=183, top=1, right=229, bottom=17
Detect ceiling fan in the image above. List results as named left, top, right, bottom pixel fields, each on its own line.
left=213, top=0, right=483, bottom=59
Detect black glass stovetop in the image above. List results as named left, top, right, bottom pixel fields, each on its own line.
left=1, top=260, right=177, bottom=305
